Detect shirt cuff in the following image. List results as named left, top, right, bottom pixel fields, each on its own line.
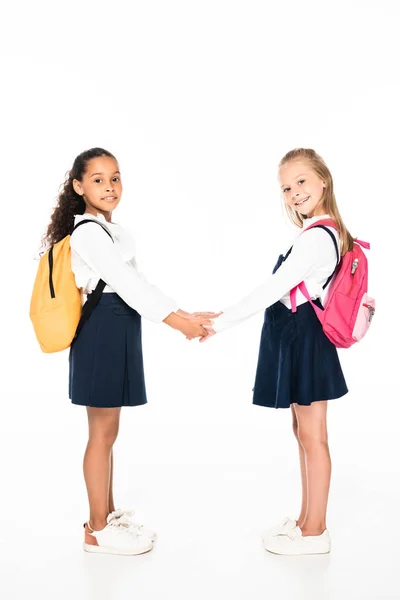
left=156, top=301, right=180, bottom=323
left=211, top=313, right=227, bottom=334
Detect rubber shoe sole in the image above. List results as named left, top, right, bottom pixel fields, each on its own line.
left=83, top=540, right=153, bottom=555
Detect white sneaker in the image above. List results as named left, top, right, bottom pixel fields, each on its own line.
left=263, top=525, right=331, bottom=555
left=108, top=508, right=157, bottom=542
left=83, top=514, right=153, bottom=555
left=261, top=516, right=297, bottom=543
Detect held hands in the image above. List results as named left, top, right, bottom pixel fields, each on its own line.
left=177, top=310, right=222, bottom=343
left=180, top=316, right=213, bottom=341
left=164, top=310, right=220, bottom=340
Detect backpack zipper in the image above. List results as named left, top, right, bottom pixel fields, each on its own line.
left=363, top=304, right=375, bottom=322
left=351, top=258, right=359, bottom=274
left=347, top=258, right=359, bottom=295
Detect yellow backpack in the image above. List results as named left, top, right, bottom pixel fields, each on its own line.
left=30, top=219, right=113, bottom=353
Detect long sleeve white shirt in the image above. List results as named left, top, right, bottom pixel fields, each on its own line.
left=213, top=214, right=339, bottom=334
left=70, top=212, right=179, bottom=323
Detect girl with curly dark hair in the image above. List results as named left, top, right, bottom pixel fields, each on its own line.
left=43, top=148, right=214, bottom=556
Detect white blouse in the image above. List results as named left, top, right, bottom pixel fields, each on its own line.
left=213, top=214, right=340, bottom=333
left=70, top=213, right=179, bottom=323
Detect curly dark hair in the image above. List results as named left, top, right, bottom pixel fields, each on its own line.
left=41, top=147, right=116, bottom=252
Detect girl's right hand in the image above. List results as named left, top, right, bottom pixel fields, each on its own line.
left=180, top=317, right=212, bottom=340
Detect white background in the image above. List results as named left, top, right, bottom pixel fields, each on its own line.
left=1, top=1, right=399, bottom=599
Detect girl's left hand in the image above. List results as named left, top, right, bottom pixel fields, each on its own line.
left=186, top=324, right=216, bottom=342
left=177, top=309, right=220, bottom=319
left=191, top=311, right=222, bottom=319
left=199, top=325, right=216, bottom=343
left=179, top=310, right=221, bottom=341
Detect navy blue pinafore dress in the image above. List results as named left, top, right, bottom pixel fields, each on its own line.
left=252, top=230, right=348, bottom=409
left=69, top=293, right=147, bottom=409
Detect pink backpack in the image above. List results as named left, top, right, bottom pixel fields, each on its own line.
left=289, top=218, right=375, bottom=349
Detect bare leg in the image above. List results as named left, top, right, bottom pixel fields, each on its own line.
left=291, top=404, right=307, bottom=527
left=293, top=401, right=331, bottom=536
left=83, top=407, right=121, bottom=531
left=108, top=447, right=116, bottom=514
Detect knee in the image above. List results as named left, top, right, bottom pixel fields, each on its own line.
left=89, top=423, right=119, bottom=447
left=102, top=428, right=119, bottom=446
left=298, top=428, right=328, bottom=450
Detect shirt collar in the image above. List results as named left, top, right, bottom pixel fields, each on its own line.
left=74, top=212, right=117, bottom=226
left=301, top=213, right=331, bottom=229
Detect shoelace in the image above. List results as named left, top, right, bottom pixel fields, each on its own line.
left=108, top=510, right=146, bottom=534
left=105, top=519, right=142, bottom=538
left=276, top=528, right=301, bottom=541
left=279, top=517, right=291, bottom=528
left=108, top=509, right=135, bottom=524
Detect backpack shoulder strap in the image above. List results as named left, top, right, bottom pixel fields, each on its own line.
left=290, top=220, right=342, bottom=313
left=71, top=218, right=114, bottom=342
left=72, top=218, right=114, bottom=241
left=309, top=224, right=340, bottom=264
left=281, top=220, right=339, bottom=271
left=304, top=223, right=340, bottom=290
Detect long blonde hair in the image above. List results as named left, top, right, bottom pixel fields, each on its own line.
left=279, top=148, right=353, bottom=255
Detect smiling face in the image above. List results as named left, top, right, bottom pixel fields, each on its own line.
left=72, top=155, right=122, bottom=218
left=279, top=160, right=326, bottom=218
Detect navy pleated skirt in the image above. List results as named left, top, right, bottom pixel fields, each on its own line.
left=69, top=293, right=147, bottom=408
left=252, top=300, right=348, bottom=409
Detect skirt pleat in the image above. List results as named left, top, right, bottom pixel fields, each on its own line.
left=69, top=293, right=147, bottom=408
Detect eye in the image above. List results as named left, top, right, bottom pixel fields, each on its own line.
left=94, top=178, right=102, bottom=183
left=283, top=187, right=290, bottom=193
left=113, top=177, right=120, bottom=182
left=298, top=179, right=305, bottom=185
